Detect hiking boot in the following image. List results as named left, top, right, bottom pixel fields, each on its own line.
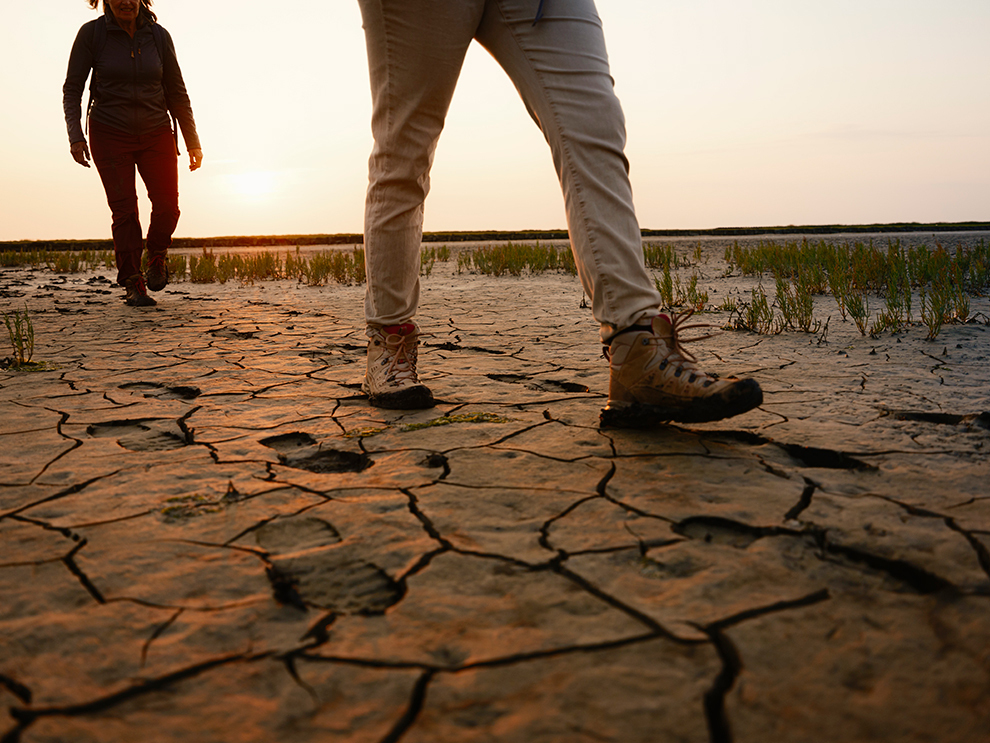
left=146, top=253, right=169, bottom=292
left=363, top=322, right=435, bottom=409
left=600, top=311, right=762, bottom=428
left=123, top=274, right=157, bottom=307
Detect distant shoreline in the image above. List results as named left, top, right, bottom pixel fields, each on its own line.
left=3, top=221, right=989, bottom=252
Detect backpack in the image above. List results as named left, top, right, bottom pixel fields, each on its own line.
left=87, top=14, right=179, bottom=152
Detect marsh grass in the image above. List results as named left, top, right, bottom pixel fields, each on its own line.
left=731, top=284, right=780, bottom=334
left=655, top=267, right=681, bottom=309
left=179, top=247, right=370, bottom=285
left=6, top=237, right=988, bottom=342
left=458, top=242, right=576, bottom=276
left=3, top=306, right=35, bottom=367
left=685, top=273, right=708, bottom=312
left=0, top=249, right=113, bottom=272
left=643, top=242, right=679, bottom=271
left=420, top=245, right=450, bottom=277
left=727, top=238, right=990, bottom=339
left=774, top=274, right=820, bottom=333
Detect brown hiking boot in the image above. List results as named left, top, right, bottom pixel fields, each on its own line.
left=362, top=322, right=435, bottom=409
left=146, top=253, right=169, bottom=292
left=600, top=311, right=762, bottom=428
left=123, top=274, right=157, bottom=307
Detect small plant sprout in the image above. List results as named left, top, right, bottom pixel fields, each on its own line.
left=847, top=291, right=870, bottom=336
left=718, top=295, right=738, bottom=313
left=3, top=306, right=35, bottom=368
left=732, top=284, right=779, bottom=334
left=686, top=273, right=708, bottom=312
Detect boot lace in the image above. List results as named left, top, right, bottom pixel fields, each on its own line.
left=382, top=331, right=420, bottom=384
left=664, top=309, right=717, bottom=363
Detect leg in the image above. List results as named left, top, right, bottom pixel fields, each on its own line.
left=358, top=0, right=482, bottom=326
left=476, top=0, right=662, bottom=343
left=90, top=120, right=144, bottom=286
left=357, top=0, right=483, bottom=409
left=477, top=1, right=762, bottom=426
left=136, top=125, right=180, bottom=291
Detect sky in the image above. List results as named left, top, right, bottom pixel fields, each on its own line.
left=2, top=0, right=989, bottom=241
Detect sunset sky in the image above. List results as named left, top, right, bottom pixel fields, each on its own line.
left=3, top=0, right=989, bottom=241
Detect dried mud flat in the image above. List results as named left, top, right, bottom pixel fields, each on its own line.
left=2, top=236, right=989, bottom=743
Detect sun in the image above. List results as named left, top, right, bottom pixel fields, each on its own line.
left=227, top=171, right=277, bottom=200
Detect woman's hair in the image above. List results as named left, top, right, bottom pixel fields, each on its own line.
left=87, top=0, right=158, bottom=24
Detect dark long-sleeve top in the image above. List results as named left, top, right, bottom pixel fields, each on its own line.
left=62, top=13, right=201, bottom=151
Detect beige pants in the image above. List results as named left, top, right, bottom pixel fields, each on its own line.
left=358, top=0, right=662, bottom=341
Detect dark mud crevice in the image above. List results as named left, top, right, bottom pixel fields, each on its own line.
left=282, top=653, right=319, bottom=704
left=486, top=373, right=590, bottom=394
left=703, top=430, right=875, bottom=471
left=539, top=463, right=627, bottom=554
left=885, top=409, right=990, bottom=429
left=552, top=564, right=676, bottom=639
left=176, top=406, right=201, bottom=445
left=783, top=477, right=819, bottom=521
left=140, top=609, right=184, bottom=666
left=538, top=494, right=601, bottom=555
left=62, top=539, right=105, bottom=604
left=0, top=676, right=31, bottom=705
left=1, top=473, right=117, bottom=521
left=425, top=342, right=505, bottom=355
left=209, top=328, right=257, bottom=340
left=27, top=409, right=84, bottom=485
left=401, top=488, right=453, bottom=551
left=777, top=443, right=875, bottom=471
left=700, top=589, right=832, bottom=743
left=422, top=452, right=450, bottom=479
left=378, top=670, right=435, bottom=743
left=6, top=653, right=260, bottom=737
left=299, top=612, right=338, bottom=648
left=701, top=628, right=739, bottom=743
left=876, top=496, right=990, bottom=587
left=264, top=564, right=309, bottom=610
left=8, top=514, right=84, bottom=544
left=673, top=515, right=954, bottom=595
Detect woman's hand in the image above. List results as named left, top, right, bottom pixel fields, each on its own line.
left=188, top=149, right=203, bottom=171
left=70, top=141, right=91, bottom=168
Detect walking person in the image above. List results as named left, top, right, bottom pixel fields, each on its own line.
left=63, top=0, right=202, bottom=307
left=357, top=0, right=763, bottom=427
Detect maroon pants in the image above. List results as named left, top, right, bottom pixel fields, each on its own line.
left=90, top=120, right=179, bottom=286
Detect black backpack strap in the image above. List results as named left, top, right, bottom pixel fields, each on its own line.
left=85, top=16, right=108, bottom=134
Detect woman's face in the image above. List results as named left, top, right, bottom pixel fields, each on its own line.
left=107, top=0, right=139, bottom=24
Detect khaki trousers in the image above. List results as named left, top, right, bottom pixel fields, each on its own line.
left=358, top=0, right=662, bottom=341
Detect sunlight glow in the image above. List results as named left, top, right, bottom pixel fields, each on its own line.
left=227, top=171, right=278, bottom=201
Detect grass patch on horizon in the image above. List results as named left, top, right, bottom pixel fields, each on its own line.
left=456, top=242, right=576, bottom=276
left=725, top=238, right=989, bottom=339
left=6, top=236, right=989, bottom=341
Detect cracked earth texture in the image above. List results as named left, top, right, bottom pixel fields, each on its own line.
left=2, top=238, right=990, bottom=742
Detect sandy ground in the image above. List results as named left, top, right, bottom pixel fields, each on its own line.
left=1, top=235, right=989, bottom=742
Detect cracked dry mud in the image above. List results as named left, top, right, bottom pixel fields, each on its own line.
left=2, top=245, right=990, bottom=743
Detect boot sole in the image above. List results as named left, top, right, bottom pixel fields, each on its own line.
left=600, top=378, right=763, bottom=428
left=125, top=295, right=157, bottom=307
left=365, top=385, right=436, bottom=410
